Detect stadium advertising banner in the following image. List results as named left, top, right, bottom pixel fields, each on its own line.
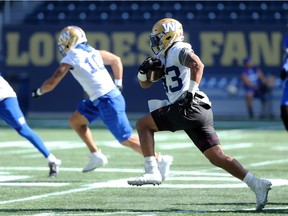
left=2, top=23, right=285, bottom=117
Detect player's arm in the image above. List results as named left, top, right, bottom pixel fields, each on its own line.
left=32, top=63, right=71, bottom=98
left=138, top=78, right=154, bottom=88
left=99, top=50, right=123, bottom=89
left=139, top=79, right=154, bottom=89
left=257, top=69, right=269, bottom=85
left=179, top=48, right=204, bottom=95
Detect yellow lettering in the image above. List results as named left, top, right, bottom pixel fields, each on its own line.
left=6, top=33, right=28, bottom=66
left=87, top=32, right=110, bottom=50
left=221, top=32, right=247, bottom=66
left=250, top=32, right=282, bottom=66
left=30, top=33, right=53, bottom=66
left=137, top=32, right=152, bottom=63
left=200, top=32, right=223, bottom=66
left=112, top=32, right=135, bottom=66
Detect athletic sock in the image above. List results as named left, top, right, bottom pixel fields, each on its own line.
left=47, top=153, right=58, bottom=163
left=243, top=172, right=256, bottom=188
left=144, top=156, right=158, bottom=173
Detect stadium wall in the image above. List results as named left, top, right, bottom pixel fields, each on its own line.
left=1, top=23, right=285, bottom=118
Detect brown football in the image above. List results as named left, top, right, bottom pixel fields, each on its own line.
left=147, top=68, right=165, bottom=82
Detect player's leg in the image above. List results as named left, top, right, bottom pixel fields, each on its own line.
left=128, top=104, right=179, bottom=186
left=100, top=94, right=143, bottom=154
left=245, top=92, right=254, bottom=118
left=265, top=90, right=274, bottom=119
left=105, top=96, right=173, bottom=180
left=189, top=119, right=271, bottom=211
left=70, top=100, right=107, bottom=172
left=69, top=111, right=98, bottom=152
left=204, top=145, right=247, bottom=179
left=0, top=97, right=61, bottom=176
left=100, top=95, right=160, bottom=184
left=258, top=94, right=267, bottom=119
left=100, top=94, right=172, bottom=180
left=135, top=114, right=158, bottom=157
left=203, top=144, right=271, bottom=211
left=187, top=106, right=271, bottom=211
left=135, top=113, right=173, bottom=181
left=127, top=113, right=162, bottom=186
left=121, top=135, right=142, bottom=154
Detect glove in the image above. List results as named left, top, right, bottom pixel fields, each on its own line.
left=32, top=88, right=42, bottom=99
left=114, top=79, right=123, bottom=91
left=138, top=57, right=163, bottom=75
left=116, top=85, right=123, bottom=91
left=177, top=92, right=196, bottom=119
left=280, top=68, right=287, bottom=80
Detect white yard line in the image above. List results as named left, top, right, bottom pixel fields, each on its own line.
left=249, top=159, right=288, bottom=167
left=0, top=158, right=288, bottom=206
left=0, top=174, right=288, bottom=205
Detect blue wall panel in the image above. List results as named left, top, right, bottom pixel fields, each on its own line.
left=2, top=23, right=285, bottom=117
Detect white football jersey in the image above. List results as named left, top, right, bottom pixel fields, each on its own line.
left=0, top=76, right=17, bottom=101
left=61, top=45, right=115, bottom=101
left=157, top=42, right=193, bottom=104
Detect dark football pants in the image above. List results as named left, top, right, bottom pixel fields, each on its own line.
left=151, top=103, right=220, bottom=153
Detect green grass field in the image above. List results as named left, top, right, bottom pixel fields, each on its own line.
left=0, top=119, right=287, bottom=216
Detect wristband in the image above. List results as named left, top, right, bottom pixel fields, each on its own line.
left=137, top=72, right=147, bottom=81
left=114, top=79, right=122, bottom=86
left=37, top=88, right=42, bottom=96
left=188, top=81, right=199, bottom=95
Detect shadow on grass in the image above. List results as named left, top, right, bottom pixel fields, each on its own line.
left=0, top=205, right=287, bottom=214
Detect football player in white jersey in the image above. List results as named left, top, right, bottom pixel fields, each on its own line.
left=128, top=18, right=271, bottom=212
left=0, top=74, right=61, bottom=177
left=32, top=26, right=172, bottom=178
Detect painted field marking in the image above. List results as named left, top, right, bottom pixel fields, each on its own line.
left=0, top=182, right=69, bottom=186
left=0, top=174, right=30, bottom=182
left=1, top=176, right=287, bottom=205
left=1, top=156, right=288, bottom=206
left=249, top=159, right=288, bottom=167
left=0, top=167, right=287, bottom=206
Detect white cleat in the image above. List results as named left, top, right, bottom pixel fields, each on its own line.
left=252, top=178, right=272, bottom=211
left=82, top=151, right=108, bottom=173
left=48, top=159, right=61, bottom=177
left=157, top=155, right=173, bottom=181
left=127, top=172, right=162, bottom=186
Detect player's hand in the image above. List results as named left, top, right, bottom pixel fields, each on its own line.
left=138, top=57, right=163, bottom=74
left=280, top=69, right=287, bottom=80
left=116, top=85, right=123, bottom=91
left=177, top=92, right=196, bottom=119
left=138, top=57, right=153, bottom=75
left=32, top=88, right=42, bottom=99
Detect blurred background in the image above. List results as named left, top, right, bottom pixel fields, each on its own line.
left=0, top=0, right=287, bottom=120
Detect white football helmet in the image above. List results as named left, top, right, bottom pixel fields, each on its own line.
left=149, top=18, right=184, bottom=55
left=58, top=25, right=87, bottom=56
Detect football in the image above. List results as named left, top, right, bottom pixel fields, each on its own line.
left=147, top=68, right=165, bottom=82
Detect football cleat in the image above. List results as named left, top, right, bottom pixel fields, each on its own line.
left=82, top=151, right=108, bottom=173
left=48, top=159, right=61, bottom=177
left=157, top=154, right=173, bottom=181
left=127, top=172, right=162, bottom=186
left=251, top=178, right=272, bottom=211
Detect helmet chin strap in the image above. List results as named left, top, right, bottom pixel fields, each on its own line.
left=163, top=34, right=177, bottom=53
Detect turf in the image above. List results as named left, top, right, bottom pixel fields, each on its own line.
left=0, top=120, right=287, bottom=216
